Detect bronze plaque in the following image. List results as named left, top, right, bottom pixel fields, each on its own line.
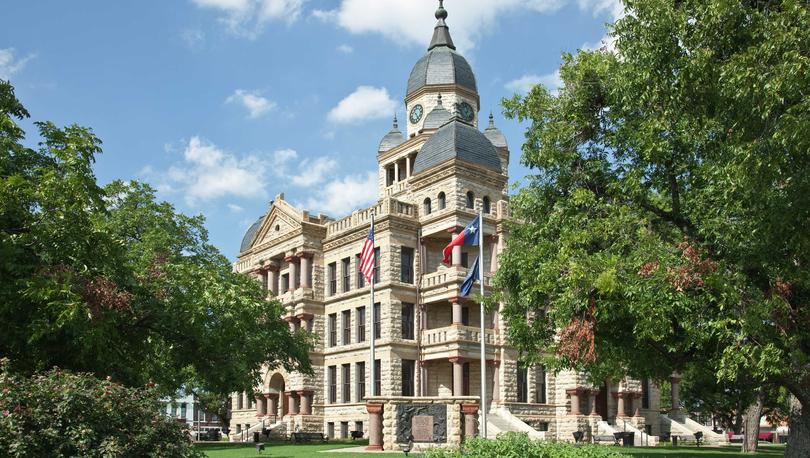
left=411, top=415, right=433, bottom=442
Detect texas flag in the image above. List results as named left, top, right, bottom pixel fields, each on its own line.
left=442, top=215, right=481, bottom=265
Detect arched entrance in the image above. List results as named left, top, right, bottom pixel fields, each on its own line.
left=267, top=373, right=285, bottom=421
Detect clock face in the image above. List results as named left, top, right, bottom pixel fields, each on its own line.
left=457, top=102, right=475, bottom=122
left=409, top=104, right=424, bottom=124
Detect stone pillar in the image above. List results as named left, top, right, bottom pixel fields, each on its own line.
left=285, top=255, right=298, bottom=291
left=633, top=393, right=642, bottom=417
left=589, top=390, right=599, bottom=416
left=448, top=226, right=463, bottom=267
left=266, top=393, right=277, bottom=419
left=266, top=264, right=279, bottom=295
left=296, top=313, right=313, bottom=332
left=615, top=392, right=627, bottom=418
left=284, top=316, right=297, bottom=332
left=450, top=297, right=463, bottom=325
left=366, top=403, right=384, bottom=451
left=567, top=389, right=582, bottom=415
left=492, top=361, right=500, bottom=402
left=256, top=395, right=266, bottom=416
left=489, top=235, right=499, bottom=272
left=299, top=253, right=312, bottom=288
left=450, top=357, right=464, bottom=396
left=405, top=155, right=411, bottom=178
left=670, top=375, right=681, bottom=412
left=461, top=403, right=479, bottom=439
left=394, top=161, right=400, bottom=182
left=287, top=391, right=299, bottom=415
left=297, top=390, right=312, bottom=415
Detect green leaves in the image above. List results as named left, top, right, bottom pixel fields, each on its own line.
left=497, top=0, right=810, bottom=402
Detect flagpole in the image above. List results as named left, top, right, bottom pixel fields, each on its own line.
left=369, top=211, right=376, bottom=397
left=479, top=210, right=487, bottom=438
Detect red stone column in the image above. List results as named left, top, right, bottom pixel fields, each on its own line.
left=615, top=392, right=627, bottom=418
left=447, top=226, right=463, bottom=267
left=461, top=403, right=480, bottom=439
left=567, top=389, right=583, bottom=415
left=297, top=390, right=313, bottom=415
left=366, top=403, right=384, bottom=451
left=633, top=393, right=642, bottom=417
left=450, top=357, right=464, bottom=396
left=298, top=253, right=312, bottom=288
left=285, top=255, right=299, bottom=291
left=286, top=391, right=299, bottom=415
left=283, top=315, right=297, bottom=332
left=265, top=263, right=279, bottom=295
left=266, top=393, right=277, bottom=420
left=492, top=360, right=501, bottom=402
left=296, top=313, right=313, bottom=332
left=670, top=375, right=681, bottom=412
left=255, top=395, right=266, bottom=416
left=589, top=389, right=599, bottom=416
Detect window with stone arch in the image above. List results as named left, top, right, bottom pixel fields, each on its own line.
left=438, top=192, right=446, bottom=210
left=465, top=191, right=475, bottom=209
left=482, top=196, right=491, bottom=214
left=423, top=198, right=432, bottom=215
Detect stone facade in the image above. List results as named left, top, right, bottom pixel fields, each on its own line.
left=227, top=1, right=674, bottom=448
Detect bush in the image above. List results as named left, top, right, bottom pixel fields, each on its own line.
left=424, top=432, right=630, bottom=458
left=0, top=360, right=202, bottom=457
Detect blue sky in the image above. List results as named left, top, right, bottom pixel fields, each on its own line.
left=2, top=0, right=619, bottom=259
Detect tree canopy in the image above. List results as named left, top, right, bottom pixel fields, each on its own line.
left=497, top=0, right=809, bottom=454
left=0, top=80, right=312, bottom=398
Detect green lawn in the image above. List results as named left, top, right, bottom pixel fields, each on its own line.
left=196, top=442, right=785, bottom=458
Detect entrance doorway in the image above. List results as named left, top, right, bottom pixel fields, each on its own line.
left=595, top=382, right=609, bottom=421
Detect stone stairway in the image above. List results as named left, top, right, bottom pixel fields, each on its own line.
left=660, top=414, right=727, bottom=444
left=485, top=408, right=545, bottom=440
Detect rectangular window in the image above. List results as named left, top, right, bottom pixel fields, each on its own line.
left=328, top=262, right=337, bottom=296
left=355, top=421, right=363, bottom=435
left=642, top=378, right=650, bottom=409
left=400, top=247, right=414, bottom=283
left=342, top=257, right=351, bottom=292
left=327, top=422, right=335, bottom=439
left=328, top=366, right=337, bottom=404
left=373, top=359, right=381, bottom=397
left=281, top=273, right=289, bottom=293
left=517, top=365, right=528, bottom=403
left=180, top=403, right=187, bottom=419
left=342, top=364, right=351, bottom=403
left=356, top=306, right=366, bottom=342
left=342, top=310, right=351, bottom=345
left=401, top=359, right=415, bottom=397
left=340, top=422, right=349, bottom=439
left=401, top=303, right=414, bottom=340
left=328, top=313, right=337, bottom=347
left=373, top=303, right=381, bottom=339
left=373, top=247, right=380, bottom=284
left=356, top=362, right=366, bottom=401
left=356, top=254, right=365, bottom=288
left=535, top=365, right=547, bottom=404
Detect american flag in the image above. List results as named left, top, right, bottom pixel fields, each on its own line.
left=359, top=221, right=375, bottom=283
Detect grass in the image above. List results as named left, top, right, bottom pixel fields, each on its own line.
left=196, top=442, right=786, bottom=458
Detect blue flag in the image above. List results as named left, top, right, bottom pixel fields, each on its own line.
left=460, top=255, right=480, bottom=297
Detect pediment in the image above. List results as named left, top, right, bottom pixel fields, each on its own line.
left=252, top=200, right=304, bottom=247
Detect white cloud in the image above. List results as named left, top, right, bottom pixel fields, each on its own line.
left=228, top=203, right=244, bottom=212
left=313, top=0, right=622, bottom=51
left=327, top=86, right=398, bottom=124
left=290, top=156, right=338, bottom=187
left=302, top=171, right=378, bottom=216
left=337, top=44, right=354, bottom=54
left=226, top=89, right=277, bottom=118
left=191, top=0, right=303, bottom=37
left=506, top=70, right=562, bottom=94
left=0, top=48, right=36, bottom=80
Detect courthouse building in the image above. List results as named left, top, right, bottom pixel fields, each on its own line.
left=229, top=1, right=713, bottom=449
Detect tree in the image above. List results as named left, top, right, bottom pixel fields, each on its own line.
left=0, top=359, right=203, bottom=458
left=496, top=1, right=809, bottom=456
left=0, top=80, right=312, bottom=400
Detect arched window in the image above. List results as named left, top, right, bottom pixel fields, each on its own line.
left=438, top=192, right=446, bottom=210
left=423, top=198, right=432, bottom=215
left=482, top=196, right=491, bottom=214
left=466, top=191, right=475, bottom=209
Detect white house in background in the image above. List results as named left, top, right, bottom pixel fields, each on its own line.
left=164, top=392, right=222, bottom=439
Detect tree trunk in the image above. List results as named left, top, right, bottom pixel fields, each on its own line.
left=785, top=396, right=810, bottom=458
left=741, top=390, right=764, bottom=453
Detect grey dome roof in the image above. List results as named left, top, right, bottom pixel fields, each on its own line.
left=378, top=116, right=405, bottom=152
left=406, top=3, right=476, bottom=97
left=407, top=47, right=477, bottom=97
left=423, top=94, right=451, bottom=130
left=483, top=113, right=507, bottom=148
left=240, top=216, right=264, bottom=253
left=413, top=119, right=501, bottom=174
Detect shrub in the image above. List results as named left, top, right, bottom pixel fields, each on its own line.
left=0, top=360, right=202, bottom=457
left=424, top=432, right=630, bottom=458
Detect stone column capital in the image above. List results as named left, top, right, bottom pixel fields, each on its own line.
left=295, top=390, right=314, bottom=396
left=670, top=376, right=682, bottom=384
left=296, top=313, right=314, bottom=321
left=448, top=356, right=466, bottom=364
left=297, top=251, right=314, bottom=259
left=492, top=360, right=501, bottom=367
left=447, top=225, right=463, bottom=234
left=461, top=403, right=480, bottom=415
left=612, top=391, right=631, bottom=399
left=264, top=392, right=277, bottom=399
left=263, top=262, right=280, bottom=272
left=366, top=402, right=384, bottom=415
left=566, top=388, right=587, bottom=396
left=282, top=315, right=298, bottom=323
left=284, top=253, right=299, bottom=263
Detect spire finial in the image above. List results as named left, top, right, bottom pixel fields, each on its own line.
left=437, top=93, right=443, bottom=106
left=393, top=113, right=398, bottom=129
left=436, top=0, right=447, bottom=21
left=488, top=111, right=495, bottom=128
